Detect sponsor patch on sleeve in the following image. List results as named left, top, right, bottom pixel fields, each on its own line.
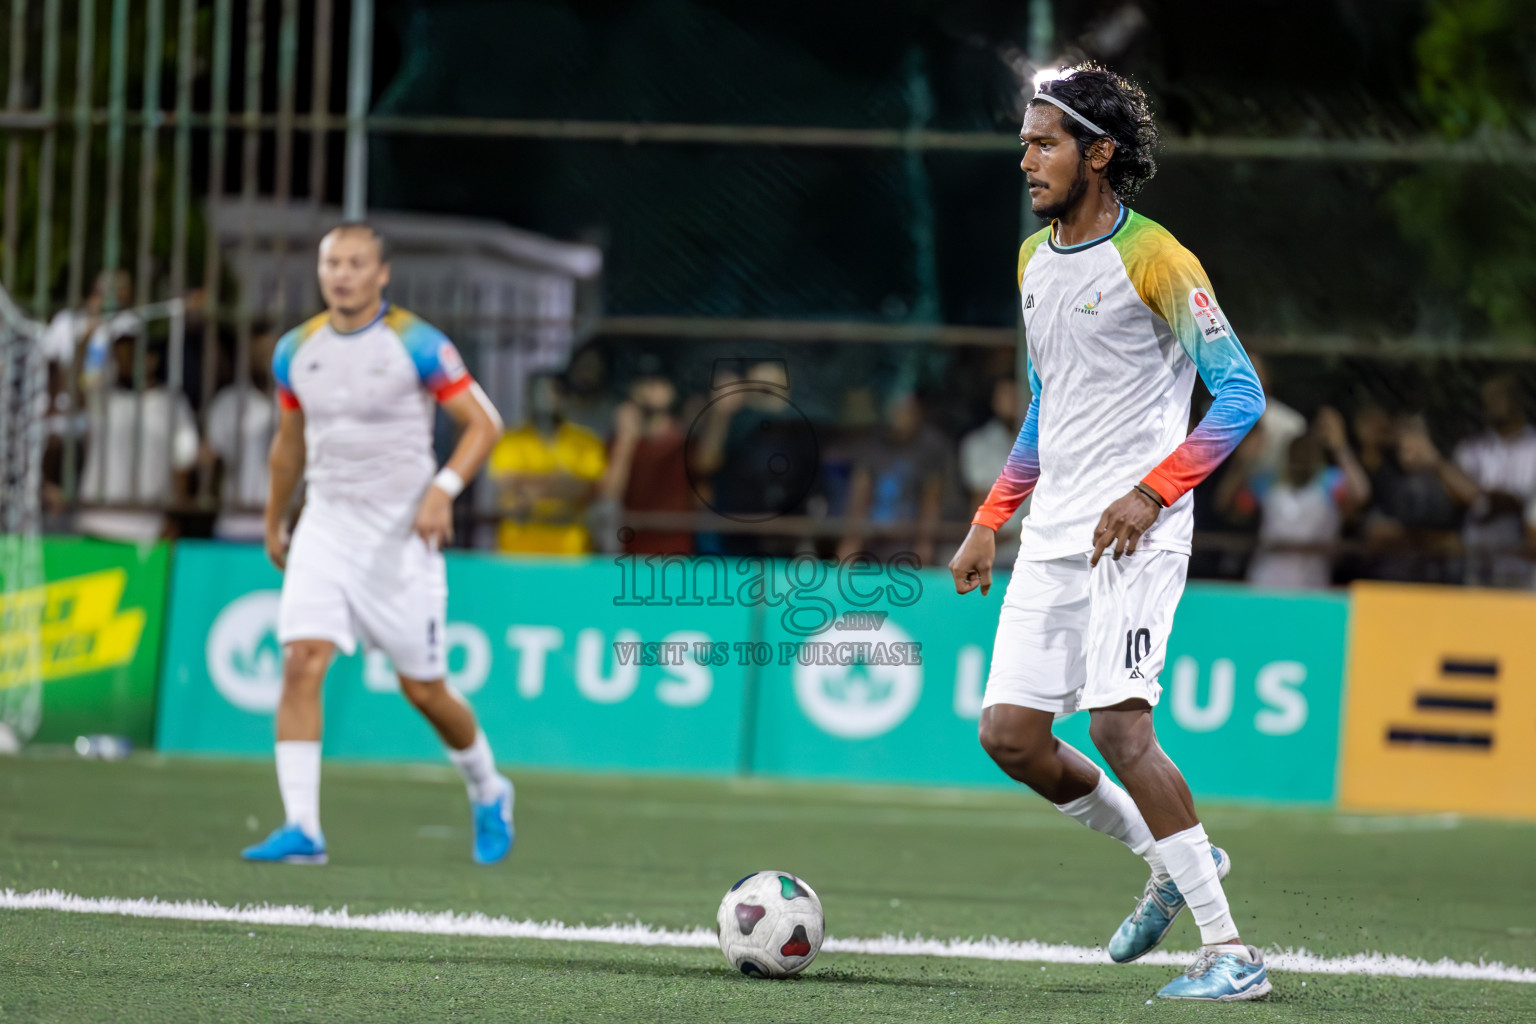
left=1187, top=287, right=1231, bottom=342
left=437, top=340, right=467, bottom=381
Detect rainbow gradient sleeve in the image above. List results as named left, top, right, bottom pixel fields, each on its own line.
left=270, top=312, right=327, bottom=411
left=386, top=306, right=474, bottom=402
left=1117, top=230, right=1265, bottom=506
left=972, top=358, right=1042, bottom=531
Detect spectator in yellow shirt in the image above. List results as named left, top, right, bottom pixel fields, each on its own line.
left=488, top=373, right=607, bottom=554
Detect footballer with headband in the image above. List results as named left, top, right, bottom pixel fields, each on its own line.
left=948, top=64, right=1270, bottom=1001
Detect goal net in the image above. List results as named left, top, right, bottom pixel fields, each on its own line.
left=0, top=283, right=47, bottom=750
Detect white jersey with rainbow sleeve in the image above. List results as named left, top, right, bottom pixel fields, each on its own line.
left=272, top=303, right=472, bottom=542
left=974, top=207, right=1265, bottom=559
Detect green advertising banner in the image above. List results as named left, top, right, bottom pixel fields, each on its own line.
left=0, top=537, right=170, bottom=745
left=749, top=568, right=1349, bottom=803
left=156, top=542, right=753, bottom=772
left=156, top=544, right=1348, bottom=802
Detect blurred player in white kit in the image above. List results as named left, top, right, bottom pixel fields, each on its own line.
left=242, top=223, right=512, bottom=866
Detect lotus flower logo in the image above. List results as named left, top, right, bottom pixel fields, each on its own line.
left=793, top=621, right=922, bottom=739
left=206, top=591, right=285, bottom=712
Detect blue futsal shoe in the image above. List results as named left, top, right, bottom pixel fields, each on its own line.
left=1157, top=944, right=1271, bottom=1001
left=241, top=824, right=327, bottom=864
left=1108, top=846, right=1230, bottom=963
left=472, top=775, right=515, bottom=865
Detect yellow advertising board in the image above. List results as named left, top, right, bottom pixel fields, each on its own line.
left=1341, top=582, right=1536, bottom=818
left=0, top=568, right=145, bottom=687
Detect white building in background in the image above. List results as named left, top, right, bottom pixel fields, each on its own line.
left=210, top=200, right=604, bottom=429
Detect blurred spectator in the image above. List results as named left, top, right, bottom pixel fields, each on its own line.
left=818, top=386, right=880, bottom=514
left=691, top=361, right=818, bottom=556
left=39, top=271, right=142, bottom=511
left=1352, top=402, right=1398, bottom=494
left=559, top=345, right=617, bottom=441
left=40, top=269, right=141, bottom=388
left=1352, top=406, right=1464, bottom=583
left=203, top=325, right=279, bottom=542
left=959, top=376, right=1025, bottom=566
left=1448, top=374, right=1536, bottom=587
left=75, top=334, right=199, bottom=543
left=838, top=391, right=952, bottom=566
left=1246, top=354, right=1308, bottom=481
left=486, top=373, right=607, bottom=554
left=602, top=372, right=695, bottom=555
left=1220, top=407, right=1370, bottom=589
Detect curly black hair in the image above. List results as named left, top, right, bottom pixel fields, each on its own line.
left=1033, top=63, right=1159, bottom=201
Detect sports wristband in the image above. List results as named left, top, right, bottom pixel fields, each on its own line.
left=432, top=467, right=465, bottom=499
left=1133, top=482, right=1165, bottom=509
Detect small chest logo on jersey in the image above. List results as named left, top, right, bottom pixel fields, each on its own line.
left=1188, top=288, right=1231, bottom=341
left=1073, top=290, right=1102, bottom=316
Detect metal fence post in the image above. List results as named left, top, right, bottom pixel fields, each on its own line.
left=342, top=0, right=372, bottom=220
left=32, top=0, right=62, bottom=318
left=2, top=0, right=27, bottom=292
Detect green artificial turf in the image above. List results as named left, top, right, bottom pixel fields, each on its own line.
left=1, top=755, right=1534, bottom=1022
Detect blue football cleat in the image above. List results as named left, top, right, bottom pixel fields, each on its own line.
left=472, top=775, right=515, bottom=865
left=1108, top=846, right=1230, bottom=963
left=1157, top=944, right=1271, bottom=1001
left=241, top=823, right=327, bottom=864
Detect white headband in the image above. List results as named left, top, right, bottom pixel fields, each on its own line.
left=1032, top=91, right=1110, bottom=139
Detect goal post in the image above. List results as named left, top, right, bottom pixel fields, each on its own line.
left=0, top=282, right=47, bottom=750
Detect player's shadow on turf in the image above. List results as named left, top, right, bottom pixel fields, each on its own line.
left=299, top=951, right=997, bottom=989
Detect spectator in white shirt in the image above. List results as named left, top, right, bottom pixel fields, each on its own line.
left=40, top=269, right=142, bottom=390
left=1449, top=374, right=1536, bottom=587
left=40, top=272, right=143, bottom=505
left=203, top=324, right=279, bottom=541
left=1220, top=407, right=1371, bottom=590
left=75, top=334, right=199, bottom=543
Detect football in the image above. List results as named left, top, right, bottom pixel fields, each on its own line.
left=715, top=870, right=825, bottom=978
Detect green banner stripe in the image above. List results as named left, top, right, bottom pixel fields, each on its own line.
left=156, top=543, right=1345, bottom=802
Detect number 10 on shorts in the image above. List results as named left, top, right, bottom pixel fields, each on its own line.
left=1125, top=628, right=1151, bottom=672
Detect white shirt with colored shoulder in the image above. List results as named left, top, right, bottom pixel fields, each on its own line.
left=272, top=303, right=474, bottom=543
left=975, top=207, right=1266, bottom=560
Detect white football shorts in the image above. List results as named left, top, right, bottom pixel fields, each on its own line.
left=981, top=550, right=1188, bottom=716
left=277, top=509, right=448, bottom=680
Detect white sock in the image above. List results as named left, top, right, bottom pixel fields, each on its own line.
left=1156, top=823, right=1238, bottom=945
left=275, top=740, right=321, bottom=839
left=447, top=730, right=503, bottom=804
left=1209, top=943, right=1255, bottom=961
left=1054, top=768, right=1169, bottom=881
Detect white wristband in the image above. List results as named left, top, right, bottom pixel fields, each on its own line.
left=432, top=467, right=465, bottom=499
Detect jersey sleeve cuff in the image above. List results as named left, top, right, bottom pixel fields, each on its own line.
left=1139, top=469, right=1182, bottom=508
left=971, top=508, right=1007, bottom=531
left=276, top=388, right=301, bottom=411
left=433, top=375, right=474, bottom=402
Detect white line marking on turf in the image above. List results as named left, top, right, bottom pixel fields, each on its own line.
left=415, top=825, right=463, bottom=840
left=1333, top=813, right=1462, bottom=834
left=3, top=888, right=1533, bottom=985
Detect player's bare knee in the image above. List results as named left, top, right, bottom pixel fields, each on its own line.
left=281, top=642, right=330, bottom=695
left=978, top=719, right=1048, bottom=769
